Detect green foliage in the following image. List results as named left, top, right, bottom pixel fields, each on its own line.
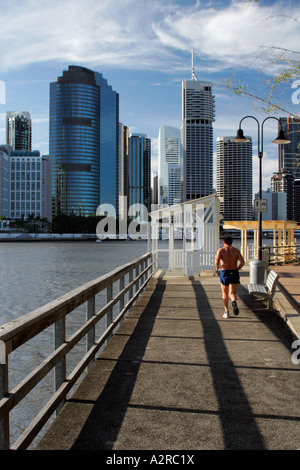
left=52, top=214, right=103, bottom=233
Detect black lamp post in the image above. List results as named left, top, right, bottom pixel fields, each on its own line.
left=231, top=115, right=291, bottom=262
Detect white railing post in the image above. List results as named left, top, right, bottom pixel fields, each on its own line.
left=54, top=318, right=66, bottom=414
left=119, top=276, right=125, bottom=314
left=0, top=342, right=9, bottom=450
left=86, top=296, right=96, bottom=368
left=106, top=284, right=113, bottom=342
left=135, top=265, right=140, bottom=293
left=129, top=269, right=133, bottom=303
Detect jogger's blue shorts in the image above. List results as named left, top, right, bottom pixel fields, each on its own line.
left=220, top=269, right=240, bottom=286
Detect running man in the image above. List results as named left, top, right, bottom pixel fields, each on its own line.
left=215, top=236, right=245, bottom=318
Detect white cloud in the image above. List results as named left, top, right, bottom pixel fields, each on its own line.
left=0, top=0, right=172, bottom=72
left=154, top=1, right=300, bottom=73
left=0, top=0, right=298, bottom=75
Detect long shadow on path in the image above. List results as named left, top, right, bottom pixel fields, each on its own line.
left=70, top=277, right=166, bottom=450
left=191, top=279, right=266, bottom=450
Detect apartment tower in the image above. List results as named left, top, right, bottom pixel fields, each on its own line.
left=217, top=136, right=253, bottom=221
left=181, top=79, right=215, bottom=201
left=271, top=170, right=295, bottom=220
left=278, top=116, right=300, bottom=178
left=6, top=111, right=32, bottom=151
left=128, top=134, right=151, bottom=219
left=158, top=125, right=181, bottom=206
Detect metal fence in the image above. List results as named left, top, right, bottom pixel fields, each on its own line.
left=0, top=253, right=154, bottom=450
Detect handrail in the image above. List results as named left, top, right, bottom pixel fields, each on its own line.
left=263, top=244, right=300, bottom=265
left=0, top=252, right=154, bottom=450
left=247, top=243, right=300, bottom=265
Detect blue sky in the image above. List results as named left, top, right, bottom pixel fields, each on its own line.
left=0, top=0, right=299, bottom=194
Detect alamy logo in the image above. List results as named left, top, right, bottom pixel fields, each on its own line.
left=291, top=80, right=300, bottom=105
left=291, top=340, right=300, bottom=365
left=96, top=197, right=205, bottom=250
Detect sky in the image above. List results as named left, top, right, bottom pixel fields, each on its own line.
left=0, top=0, right=299, bottom=195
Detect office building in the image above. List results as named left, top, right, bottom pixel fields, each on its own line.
left=151, top=172, right=158, bottom=206
left=50, top=66, right=119, bottom=217
left=6, top=111, right=32, bottom=151
left=278, top=116, right=300, bottom=178
left=295, top=179, right=300, bottom=222
left=168, top=164, right=181, bottom=206
left=9, top=150, right=52, bottom=221
left=128, top=134, right=151, bottom=219
left=41, top=155, right=52, bottom=222
left=10, top=150, right=42, bottom=219
left=0, top=145, right=10, bottom=217
left=158, top=125, right=181, bottom=205
left=271, top=170, right=295, bottom=220
left=254, top=188, right=286, bottom=220
left=181, top=80, right=215, bottom=201
left=119, top=123, right=129, bottom=219
left=217, top=136, right=253, bottom=221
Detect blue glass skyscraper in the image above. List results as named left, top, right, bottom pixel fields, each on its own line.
left=50, top=66, right=119, bottom=216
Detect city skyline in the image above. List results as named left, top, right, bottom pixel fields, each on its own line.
left=0, top=0, right=299, bottom=196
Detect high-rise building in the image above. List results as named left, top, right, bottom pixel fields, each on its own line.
left=6, top=111, right=32, bottom=151
left=128, top=134, right=151, bottom=219
left=271, top=170, right=295, bottom=220
left=151, top=172, right=158, bottom=206
left=278, top=117, right=300, bottom=178
left=181, top=80, right=215, bottom=201
left=254, top=188, right=286, bottom=220
left=41, top=155, right=52, bottom=222
left=295, top=179, right=300, bottom=222
left=50, top=65, right=119, bottom=217
left=10, top=150, right=42, bottom=219
left=217, top=136, right=253, bottom=221
left=9, top=150, right=52, bottom=221
left=119, top=123, right=129, bottom=220
left=158, top=125, right=181, bottom=205
left=168, top=164, right=181, bottom=206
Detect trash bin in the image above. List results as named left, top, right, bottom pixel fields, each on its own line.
left=249, top=260, right=267, bottom=285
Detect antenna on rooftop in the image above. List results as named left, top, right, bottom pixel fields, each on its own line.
left=191, top=49, right=197, bottom=81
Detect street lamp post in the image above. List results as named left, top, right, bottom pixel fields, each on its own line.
left=231, top=116, right=290, bottom=281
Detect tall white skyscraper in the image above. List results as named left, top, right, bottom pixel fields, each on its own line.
left=181, top=80, right=215, bottom=201
left=158, top=125, right=181, bottom=205
left=216, top=136, right=253, bottom=221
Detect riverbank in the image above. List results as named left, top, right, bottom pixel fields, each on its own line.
left=0, top=233, right=99, bottom=241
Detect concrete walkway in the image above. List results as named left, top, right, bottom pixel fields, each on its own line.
left=36, top=266, right=300, bottom=451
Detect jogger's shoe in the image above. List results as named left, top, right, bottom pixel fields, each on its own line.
left=232, top=301, right=239, bottom=316
left=223, top=310, right=230, bottom=318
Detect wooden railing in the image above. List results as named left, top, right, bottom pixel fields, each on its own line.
left=0, top=252, right=154, bottom=450
left=264, top=244, right=300, bottom=265
left=246, top=243, right=300, bottom=265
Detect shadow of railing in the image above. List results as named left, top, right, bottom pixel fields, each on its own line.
left=70, top=275, right=166, bottom=450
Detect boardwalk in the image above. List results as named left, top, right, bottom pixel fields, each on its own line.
left=36, top=268, right=299, bottom=451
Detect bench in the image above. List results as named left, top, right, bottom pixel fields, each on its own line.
left=248, top=270, right=279, bottom=311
